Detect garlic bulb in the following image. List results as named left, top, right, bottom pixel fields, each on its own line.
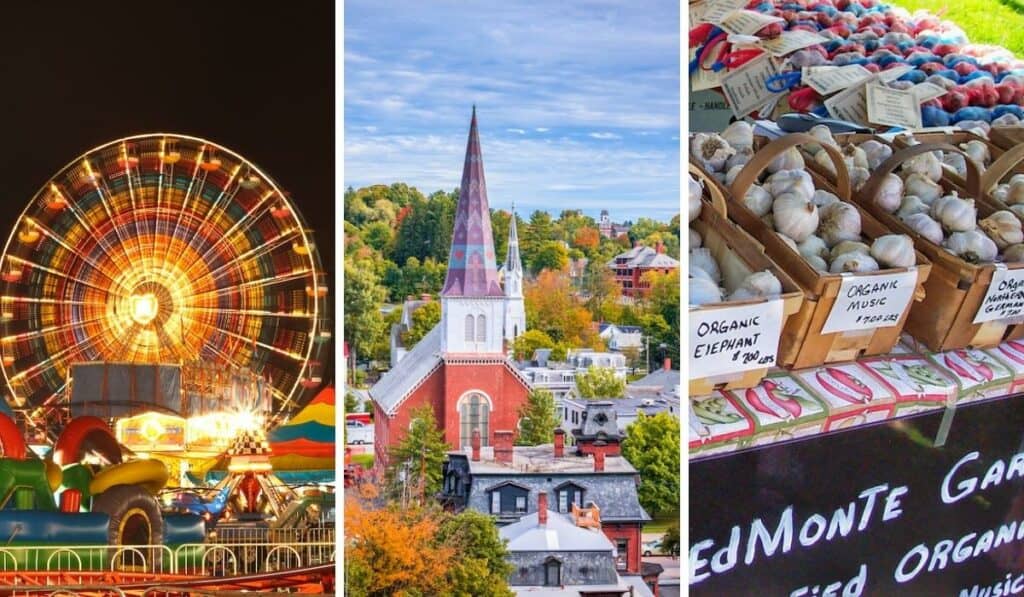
left=729, top=271, right=783, bottom=301
left=724, top=165, right=744, bottom=187
left=814, top=149, right=838, bottom=175
left=945, top=230, right=998, bottom=263
left=818, top=201, right=863, bottom=247
left=931, top=194, right=976, bottom=232
left=805, top=254, right=829, bottom=272
left=688, top=174, right=703, bottom=223
left=777, top=232, right=798, bottom=252
left=960, top=140, right=990, bottom=167
left=859, top=140, right=893, bottom=170
left=812, top=189, right=840, bottom=208
left=850, top=167, right=871, bottom=191
left=902, top=213, right=944, bottom=245
left=766, top=170, right=814, bottom=201
left=689, top=228, right=701, bottom=250
left=691, top=133, right=736, bottom=173
left=806, top=125, right=838, bottom=155
left=726, top=147, right=754, bottom=171
left=798, top=235, right=830, bottom=261
left=1010, top=205, right=1024, bottom=222
left=993, top=184, right=1010, bottom=204
left=721, top=121, right=754, bottom=151
left=767, top=146, right=805, bottom=174
left=829, top=252, right=881, bottom=273
left=904, top=173, right=942, bottom=204
left=772, top=193, right=819, bottom=242
left=743, top=185, right=772, bottom=217
left=690, top=248, right=721, bottom=282
left=979, top=210, right=1024, bottom=249
left=870, top=234, right=916, bottom=268
left=842, top=144, right=870, bottom=170
left=874, top=173, right=903, bottom=213
left=904, top=151, right=943, bottom=182
left=1007, top=180, right=1024, bottom=206
left=942, top=152, right=968, bottom=178
left=897, top=195, right=930, bottom=218
left=690, top=277, right=723, bottom=305
left=829, top=240, right=871, bottom=262
left=690, top=266, right=714, bottom=282
left=1003, top=243, right=1024, bottom=262
left=993, top=114, right=1022, bottom=127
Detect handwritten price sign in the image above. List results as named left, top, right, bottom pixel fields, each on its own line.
left=974, top=266, right=1024, bottom=324
left=822, top=270, right=917, bottom=334
left=689, top=299, right=785, bottom=380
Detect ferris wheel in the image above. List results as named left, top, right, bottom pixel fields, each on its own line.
left=0, top=134, right=329, bottom=432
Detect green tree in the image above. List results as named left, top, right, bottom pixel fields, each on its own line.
left=438, top=510, right=515, bottom=596
left=662, top=522, right=681, bottom=557
left=392, top=190, right=457, bottom=265
left=516, top=389, right=559, bottom=446
left=512, top=329, right=556, bottom=360
left=622, top=412, right=681, bottom=516
left=530, top=241, right=569, bottom=274
left=345, top=392, right=359, bottom=414
left=386, top=405, right=450, bottom=505
left=344, top=259, right=387, bottom=371
left=402, top=301, right=441, bottom=348
left=522, top=210, right=554, bottom=267
left=576, top=366, right=626, bottom=399
left=491, top=209, right=512, bottom=265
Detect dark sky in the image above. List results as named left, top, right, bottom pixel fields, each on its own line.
left=0, top=2, right=335, bottom=273
left=0, top=3, right=335, bottom=388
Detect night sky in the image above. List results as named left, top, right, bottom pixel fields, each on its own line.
left=0, top=3, right=336, bottom=387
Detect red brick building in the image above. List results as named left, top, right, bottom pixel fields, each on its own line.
left=608, top=242, right=678, bottom=298
left=370, top=109, right=530, bottom=465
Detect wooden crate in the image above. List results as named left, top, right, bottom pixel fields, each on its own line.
left=856, top=142, right=1024, bottom=351
left=723, top=133, right=931, bottom=369
left=688, top=164, right=804, bottom=395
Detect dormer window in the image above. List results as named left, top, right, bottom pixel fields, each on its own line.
left=554, top=482, right=585, bottom=513
left=486, top=481, right=529, bottom=515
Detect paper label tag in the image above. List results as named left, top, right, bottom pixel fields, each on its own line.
left=973, top=267, right=1024, bottom=324
left=911, top=82, right=948, bottom=103
left=878, top=65, right=913, bottom=83
left=721, top=54, right=782, bottom=119
left=804, top=64, right=872, bottom=96
left=689, top=299, right=785, bottom=380
left=719, top=10, right=785, bottom=35
left=690, top=0, right=708, bottom=25
left=760, top=30, right=829, bottom=57
left=690, top=46, right=725, bottom=92
left=825, top=80, right=871, bottom=125
left=821, top=271, right=919, bottom=334
left=700, top=0, right=749, bottom=24
left=867, top=83, right=922, bottom=130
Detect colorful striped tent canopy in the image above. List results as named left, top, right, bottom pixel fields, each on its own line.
left=268, top=387, right=334, bottom=470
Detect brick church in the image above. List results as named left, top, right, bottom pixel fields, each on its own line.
left=370, top=109, right=531, bottom=466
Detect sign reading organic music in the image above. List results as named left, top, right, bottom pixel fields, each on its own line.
left=974, top=267, right=1024, bottom=324
left=689, top=299, right=785, bottom=380
left=690, top=397, right=1024, bottom=594
left=116, top=412, right=186, bottom=452
left=822, top=271, right=917, bottom=334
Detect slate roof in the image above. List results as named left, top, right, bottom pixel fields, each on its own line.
left=369, top=324, right=442, bottom=416
left=607, top=246, right=679, bottom=269
left=628, top=368, right=681, bottom=393
left=500, top=510, right=613, bottom=552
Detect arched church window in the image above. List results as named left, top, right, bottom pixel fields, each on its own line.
left=476, top=314, right=486, bottom=342
left=465, top=314, right=475, bottom=342
left=459, top=392, right=490, bottom=449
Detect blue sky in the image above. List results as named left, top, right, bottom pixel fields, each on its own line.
left=344, top=0, right=680, bottom=222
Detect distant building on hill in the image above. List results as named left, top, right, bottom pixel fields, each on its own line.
left=598, top=210, right=631, bottom=239
left=597, top=323, right=643, bottom=351
left=607, top=243, right=678, bottom=298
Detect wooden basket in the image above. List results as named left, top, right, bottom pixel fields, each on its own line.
left=858, top=142, right=1024, bottom=351
left=988, top=126, right=1024, bottom=152
left=688, top=164, right=804, bottom=395
left=727, top=133, right=931, bottom=369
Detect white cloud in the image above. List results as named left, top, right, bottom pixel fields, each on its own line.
left=506, top=128, right=527, bottom=134
left=535, top=127, right=550, bottom=132
left=589, top=132, right=621, bottom=140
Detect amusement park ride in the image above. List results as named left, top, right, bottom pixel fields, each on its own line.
left=0, top=134, right=335, bottom=594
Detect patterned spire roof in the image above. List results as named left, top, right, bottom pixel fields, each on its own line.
left=505, top=204, right=522, bottom=274
left=442, top=107, right=504, bottom=298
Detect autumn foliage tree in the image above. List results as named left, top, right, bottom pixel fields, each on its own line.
left=572, top=226, right=600, bottom=252
left=524, top=270, right=600, bottom=348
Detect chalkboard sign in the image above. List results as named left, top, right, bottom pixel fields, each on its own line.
left=689, top=395, right=1024, bottom=595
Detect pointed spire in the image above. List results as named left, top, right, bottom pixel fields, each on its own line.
left=442, top=107, right=503, bottom=298
left=505, top=204, right=522, bottom=274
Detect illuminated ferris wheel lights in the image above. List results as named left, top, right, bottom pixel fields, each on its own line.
left=17, top=226, right=39, bottom=245
left=2, top=269, right=22, bottom=283
left=129, top=294, right=159, bottom=325
left=270, top=204, right=290, bottom=219
left=199, top=156, right=222, bottom=172
left=160, top=151, right=181, bottom=164
left=305, top=285, right=329, bottom=298
left=239, top=174, right=261, bottom=189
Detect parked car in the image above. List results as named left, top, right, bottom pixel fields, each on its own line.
left=643, top=539, right=663, bottom=557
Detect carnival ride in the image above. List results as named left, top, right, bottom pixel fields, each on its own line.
left=0, top=134, right=334, bottom=593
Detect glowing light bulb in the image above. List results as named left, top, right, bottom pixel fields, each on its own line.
left=130, top=294, right=159, bottom=325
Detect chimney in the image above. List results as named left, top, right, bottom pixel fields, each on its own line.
left=494, top=430, right=514, bottom=464
left=663, top=357, right=671, bottom=372
left=553, top=428, right=565, bottom=458
left=538, top=492, right=548, bottom=526
left=471, top=429, right=481, bottom=462
left=594, top=440, right=606, bottom=472
left=655, top=240, right=664, bottom=254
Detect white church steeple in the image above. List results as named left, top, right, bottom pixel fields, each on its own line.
left=503, top=203, right=526, bottom=344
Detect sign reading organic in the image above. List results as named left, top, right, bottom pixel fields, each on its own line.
left=690, top=397, right=1024, bottom=595
left=821, top=271, right=918, bottom=334
left=974, top=267, right=1024, bottom=324
left=689, top=299, right=785, bottom=380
